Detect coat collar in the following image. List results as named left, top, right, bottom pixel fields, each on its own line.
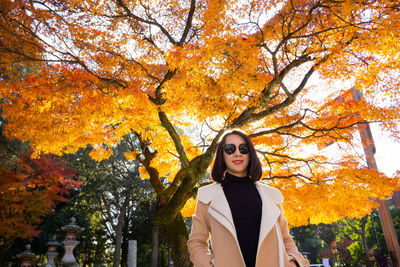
left=255, top=182, right=282, bottom=259
left=197, top=182, right=283, bottom=256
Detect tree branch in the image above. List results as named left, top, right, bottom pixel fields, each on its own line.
left=178, top=0, right=196, bottom=46
left=158, top=111, right=190, bottom=170
left=114, top=0, right=177, bottom=45
left=134, top=133, right=165, bottom=195
left=158, top=130, right=224, bottom=220
left=229, top=55, right=313, bottom=128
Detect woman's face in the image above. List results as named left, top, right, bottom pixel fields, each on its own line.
left=223, top=134, right=250, bottom=177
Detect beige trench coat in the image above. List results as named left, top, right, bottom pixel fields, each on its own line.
left=187, top=182, right=310, bottom=267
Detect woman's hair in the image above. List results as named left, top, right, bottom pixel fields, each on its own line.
left=211, top=130, right=262, bottom=183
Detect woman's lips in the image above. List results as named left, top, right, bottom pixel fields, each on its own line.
left=232, top=160, right=243, bottom=165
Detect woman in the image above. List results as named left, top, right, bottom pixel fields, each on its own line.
left=187, top=130, right=310, bottom=267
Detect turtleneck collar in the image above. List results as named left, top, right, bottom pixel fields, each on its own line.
left=225, top=172, right=252, bottom=183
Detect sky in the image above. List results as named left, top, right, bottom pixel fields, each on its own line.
left=296, top=72, right=400, bottom=179
left=371, top=123, right=400, bottom=177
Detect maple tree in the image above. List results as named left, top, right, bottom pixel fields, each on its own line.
left=1, top=0, right=400, bottom=265
left=0, top=153, right=80, bottom=237
left=0, top=128, right=80, bottom=242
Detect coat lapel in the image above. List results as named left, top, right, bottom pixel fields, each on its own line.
left=208, top=184, right=238, bottom=241
left=255, top=182, right=282, bottom=257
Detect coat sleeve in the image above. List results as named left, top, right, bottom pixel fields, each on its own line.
left=187, top=200, right=213, bottom=267
left=277, top=204, right=310, bottom=267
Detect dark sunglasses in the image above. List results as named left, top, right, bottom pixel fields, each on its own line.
left=223, top=143, right=249, bottom=155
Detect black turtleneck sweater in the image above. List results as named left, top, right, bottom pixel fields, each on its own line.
left=223, top=172, right=262, bottom=267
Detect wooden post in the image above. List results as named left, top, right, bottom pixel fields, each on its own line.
left=352, top=88, right=400, bottom=266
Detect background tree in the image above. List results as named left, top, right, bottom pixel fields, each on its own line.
left=289, top=206, right=400, bottom=265
left=62, top=135, right=157, bottom=266
left=290, top=224, right=322, bottom=263
left=338, top=216, right=372, bottom=265
left=0, top=113, right=81, bottom=265
left=333, top=237, right=353, bottom=267
left=1, top=1, right=400, bottom=265
left=1, top=135, right=159, bottom=266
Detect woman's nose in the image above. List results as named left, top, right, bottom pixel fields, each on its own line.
left=233, top=148, right=241, bottom=156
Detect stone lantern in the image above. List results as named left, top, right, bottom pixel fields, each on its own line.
left=17, top=244, right=35, bottom=267
left=59, top=217, right=84, bottom=267
left=46, top=234, right=60, bottom=267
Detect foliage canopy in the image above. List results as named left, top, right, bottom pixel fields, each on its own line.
left=1, top=0, right=400, bottom=229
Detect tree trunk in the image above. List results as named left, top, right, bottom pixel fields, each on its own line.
left=361, top=218, right=371, bottom=263
left=151, top=225, right=159, bottom=267
left=95, top=229, right=106, bottom=265
left=0, top=243, right=12, bottom=267
left=371, top=213, right=381, bottom=250
left=121, top=213, right=130, bottom=267
left=329, top=247, right=336, bottom=267
left=156, top=212, right=192, bottom=267
left=113, top=215, right=124, bottom=267
left=113, top=200, right=129, bottom=267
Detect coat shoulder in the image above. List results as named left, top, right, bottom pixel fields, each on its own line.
left=256, top=182, right=284, bottom=204
left=197, top=182, right=221, bottom=204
